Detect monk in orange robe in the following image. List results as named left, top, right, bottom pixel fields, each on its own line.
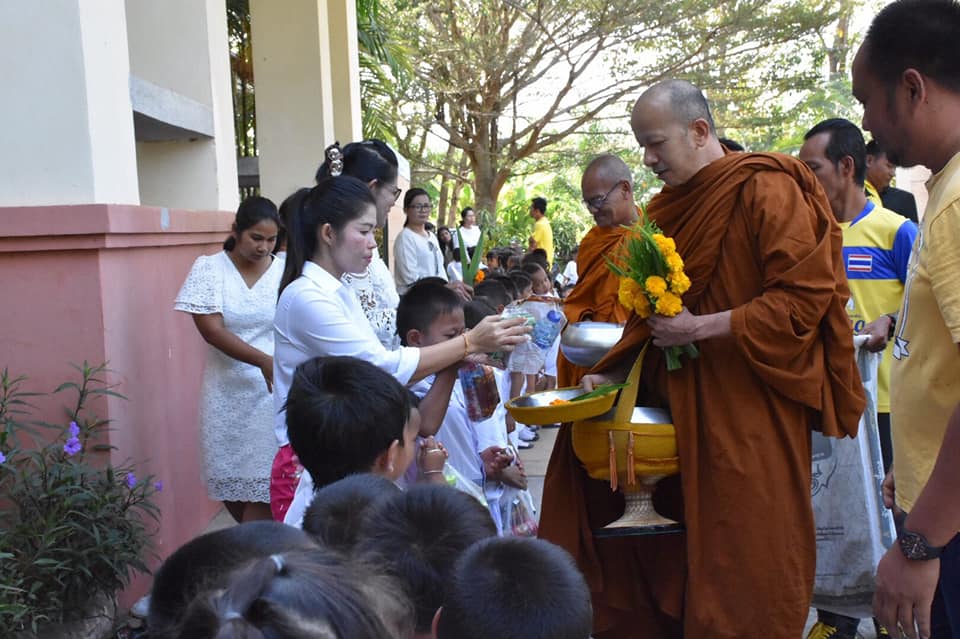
left=555, top=154, right=637, bottom=388
left=539, top=80, right=865, bottom=638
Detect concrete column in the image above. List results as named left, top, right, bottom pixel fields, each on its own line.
left=126, top=0, right=239, bottom=212
left=250, top=0, right=338, bottom=204
left=327, top=0, right=363, bottom=143
left=0, top=0, right=139, bottom=206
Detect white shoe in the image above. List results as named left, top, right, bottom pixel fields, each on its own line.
left=518, top=425, right=539, bottom=442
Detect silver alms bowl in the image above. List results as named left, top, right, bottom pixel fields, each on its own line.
left=560, top=321, right=625, bottom=368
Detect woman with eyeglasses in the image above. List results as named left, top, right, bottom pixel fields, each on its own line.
left=315, top=140, right=403, bottom=350
left=393, top=188, right=447, bottom=294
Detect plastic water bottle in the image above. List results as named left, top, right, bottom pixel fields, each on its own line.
left=532, top=310, right=563, bottom=350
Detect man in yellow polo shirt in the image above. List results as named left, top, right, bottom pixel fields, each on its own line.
left=528, top=196, right=554, bottom=269
left=853, top=0, right=960, bottom=635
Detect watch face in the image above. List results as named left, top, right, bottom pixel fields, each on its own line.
left=899, top=531, right=932, bottom=560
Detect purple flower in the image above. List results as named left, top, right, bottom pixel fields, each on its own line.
left=0, top=451, right=6, bottom=464
left=126, top=472, right=137, bottom=489
left=63, top=437, right=82, bottom=456
left=68, top=421, right=80, bottom=438
left=154, top=480, right=164, bottom=492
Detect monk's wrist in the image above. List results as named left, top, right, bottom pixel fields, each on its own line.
left=695, top=311, right=733, bottom=341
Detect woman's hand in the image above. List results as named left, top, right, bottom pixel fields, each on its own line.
left=446, top=280, right=473, bottom=301
left=580, top=373, right=617, bottom=393
left=259, top=354, right=274, bottom=393
left=466, top=316, right=531, bottom=354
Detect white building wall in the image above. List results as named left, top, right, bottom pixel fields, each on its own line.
left=0, top=1, right=139, bottom=206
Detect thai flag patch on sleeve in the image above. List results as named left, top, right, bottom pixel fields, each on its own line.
left=847, top=253, right=873, bottom=273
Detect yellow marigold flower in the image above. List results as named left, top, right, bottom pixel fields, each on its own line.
left=644, top=275, right=667, bottom=297
left=618, top=278, right=642, bottom=311
left=634, top=292, right=653, bottom=319
left=652, top=234, right=677, bottom=257
left=666, top=252, right=684, bottom=273
left=655, top=291, right=683, bottom=317
left=668, top=271, right=691, bottom=295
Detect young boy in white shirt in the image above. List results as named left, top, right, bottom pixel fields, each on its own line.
left=399, top=281, right=525, bottom=531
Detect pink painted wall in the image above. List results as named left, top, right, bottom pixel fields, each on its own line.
left=0, top=204, right=235, bottom=607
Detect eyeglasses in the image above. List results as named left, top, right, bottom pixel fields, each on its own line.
left=409, top=203, right=433, bottom=212
left=583, top=181, right=624, bottom=210
left=376, top=180, right=403, bottom=203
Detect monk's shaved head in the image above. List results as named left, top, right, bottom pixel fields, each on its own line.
left=583, top=154, right=634, bottom=187
left=633, top=80, right=716, bottom=134
left=630, top=79, right=724, bottom=186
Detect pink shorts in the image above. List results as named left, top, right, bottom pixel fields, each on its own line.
left=270, top=444, right=302, bottom=522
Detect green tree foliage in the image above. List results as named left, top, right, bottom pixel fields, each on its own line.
left=379, top=0, right=842, bottom=219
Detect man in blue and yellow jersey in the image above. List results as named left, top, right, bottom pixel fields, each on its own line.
left=800, top=117, right=918, bottom=639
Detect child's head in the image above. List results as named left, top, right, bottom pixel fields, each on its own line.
left=397, top=280, right=465, bottom=347
left=522, top=248, right=550, bottom=273
left=485, top=250, right=499, bottom=270
left=472, top=280, right=512, bottom=312
left=353, top=484, right=497, bottom=635
left=521, top=262, right=551, bottom=295
left=285, top=356, right=420, bottom=488
left=302, top=473, right=401, bottom=553
left=435, top=537, right=593, bottom=639
left=508, top=271, right=533, bottom=299
left=487, top=273, right=518, bottom=300
left=279, top=176, right=377, bottom=294
left=464, top=298, right=498, bottom=329
left=148, top=521, right=318, bottom=639
left=177, top=550, right=411, bottom=639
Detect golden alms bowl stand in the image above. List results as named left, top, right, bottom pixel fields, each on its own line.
left=570, top=342, right=683, bottom=537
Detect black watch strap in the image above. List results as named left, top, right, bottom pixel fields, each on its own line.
left=898, top=527, right=945, bottom=560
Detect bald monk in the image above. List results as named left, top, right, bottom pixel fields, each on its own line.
left=541, top=80, right=865, bottom=638
left=554, top=154, right=638, bottom=386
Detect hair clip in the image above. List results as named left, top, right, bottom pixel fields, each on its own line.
left=270, top=554, right=285, bottom=573
left=327, top=143, right=343, bottom=177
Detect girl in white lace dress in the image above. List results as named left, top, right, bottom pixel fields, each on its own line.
left=174, top=196, right=283, bottom=523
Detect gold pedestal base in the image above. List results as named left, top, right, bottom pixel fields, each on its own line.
left=598, top=475, right=682, bottom=537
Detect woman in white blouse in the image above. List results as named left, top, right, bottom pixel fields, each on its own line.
left=452, top=206, right=482, bottom=251
left=393, top=189, right=447, bottom=294
left=271, top=176, right=528, bottom=520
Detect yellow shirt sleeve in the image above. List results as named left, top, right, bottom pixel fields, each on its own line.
left=927, top=203, right=960, bottom=341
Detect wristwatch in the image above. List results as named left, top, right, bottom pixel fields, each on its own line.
left=898, top=528, right=945, bottom=560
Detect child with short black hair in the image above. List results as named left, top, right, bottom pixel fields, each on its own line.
left=302, top=473, right=401, bottom=553
left=283, top=356, right=447, bottom=527
left=354, top=484, right=497, bottom=637
left=398, top=281, right=512, bottom=495
left=434, top=537, right=592, bottom=639
left=473, top=279, right=512, bottom=312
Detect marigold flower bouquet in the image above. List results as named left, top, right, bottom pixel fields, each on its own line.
left=607, top=217, right=699, bottom=371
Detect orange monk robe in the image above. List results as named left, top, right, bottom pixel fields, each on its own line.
left=546, top=222, right=686, bottom=638
left=555, top=224, right=633, bottom=389
left=540, top=152, right=865, bottom=638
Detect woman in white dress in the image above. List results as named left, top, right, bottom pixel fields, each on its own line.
left=174, top=196, right=283, bottom=523
left=393, top=188, right=447, bottom=294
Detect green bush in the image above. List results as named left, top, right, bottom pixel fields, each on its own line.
left=0, top=363, right=160, bottom=635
